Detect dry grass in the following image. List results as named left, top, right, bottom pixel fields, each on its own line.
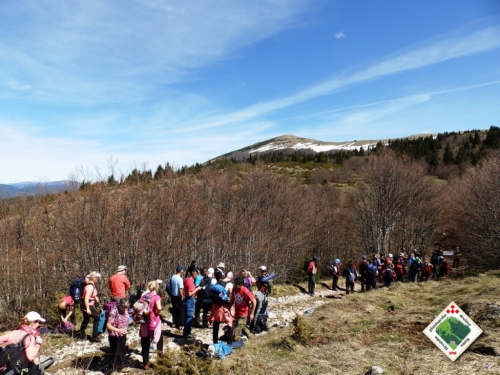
left=215, top=272, right=500, bottom=375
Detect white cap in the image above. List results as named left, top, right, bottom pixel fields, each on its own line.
left=217, top=262, right=225, bottom=268
left=25, top=311, right=46, bottom=322
left=259, top=265, right=267, bottom=271
left=156, top=279, right=163, bottom=284
left=388, top=253, right=393, bottom=258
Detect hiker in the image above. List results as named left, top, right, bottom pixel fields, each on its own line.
left=230, top=277, right=256, bottom=342
left=306, top=256, right=319, bottom=296
left=439, top=257, right=451, bottom=278
left=183, top=269, right=202, bottom=341
left=57, top=295, right=76, bottom=327
left=186, top=260, right=200, bottom=278
left=250, top=279, right=269, bottom=334
left=240, top=269, right=255, bottom=291
left=170, top=265, right=185, bottom=330
left=139, top=280, right=163, bottom=369
left=106, top=298, right=130, bottom=372
left=420, top=256, right=433, bottom=281
left=359, top=255, right=371, bottom=292
left=215, top=262, right=225, bottom=280
left=79, top=271, right=102, bottom=341
left=195, top=267, right=211, bottom=327
left=384, top=261, right=394, bottom=287
left=209, top=270, right=232, bottom=344
left=452, top=247, right=462, bottom=269
left=394, top=255, right=406, bottom=282
left=431, top=250, right=440, bottom=279
left=109, top=265, right=131, bottom=302
left=330, top=259, right=341, bottom=290
left=0, top=312, right=54, bottom=375
left=199, top=267, right=216, bottom=328
left=408, top=254, right=420, bottom=283
left=223, top=271, right=234, bottom=295
left=343, top=261, right=357, bottom=295
left=257, top=266, right=275, bottom=296
left=365, top=260, right=377, bottom=291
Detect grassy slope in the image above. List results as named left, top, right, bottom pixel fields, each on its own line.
left=181, top=272, right=500, bottom=375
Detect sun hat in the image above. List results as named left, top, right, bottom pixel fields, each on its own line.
left=217, top=262, right=225, bottom=269
left=259, top=265, right=267, bottom=271
left=116, top=265, right=127, bottom=272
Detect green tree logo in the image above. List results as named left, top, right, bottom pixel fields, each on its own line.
left=436, top=317, right=471, bottom=349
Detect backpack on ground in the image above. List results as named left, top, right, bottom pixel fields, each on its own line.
left=0, top=334, right=31, bottom=375
left=69, top=277, right=85, bottom=304
left=133, top=294, right=152, bottom=324
left=55, top=321, right=76, bottom=336
left=198, top=276, right=212, bottom=300
left=211, top=282, right=230, bottom=306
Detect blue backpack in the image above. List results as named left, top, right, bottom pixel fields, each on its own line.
left=211, top=282, right=230, bottom=305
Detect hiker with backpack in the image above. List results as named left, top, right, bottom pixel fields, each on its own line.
left=183, top=269, right=203, bottom=341
left=79, top=271, right=102, bottom=342
left=230, top=277, right=256, bottom=342
left=106, top=298, right=130, bottom=372
left=0, top=312, right=54, bottom=375
left=257, top=266, right=275, bottom=295
left=439, top=257, right=451, bottom=278
left=420, top=256, right=433, bottom=281
left=343, top=261, right=357, bottom=295
left=394, top=255, right=406, bottom=282
left=168, top=265, right=185, bottom=330
left=109, top=265, right=131, bottom=302
left=305, top=256, right=319, bottom=296
left=209, top=269, right=233, bottom=344
left=195, top=267, right=212, bottom=328
left=250, top=279, right=269, bottom=334
left=365, top=260, right=377, bottom=291
left=408, top=253, right=421, bottom=283
left=329, top=259, right=341, bottom=290
left=137, top=280, right=163, bottom=370
left=199, top=267, right=217, bottom=329
left=56, top=295, right=76, bottom=335
left=358, top=256, right=370, bottom=292
left=240, top=269, right=255, bottom=292
left=383, top=261, right=395, bottom=287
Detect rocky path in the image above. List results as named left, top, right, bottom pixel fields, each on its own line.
left=45, top=285, right=345, bottom=374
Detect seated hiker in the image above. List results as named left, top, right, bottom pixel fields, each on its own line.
left=0, top=312, right=54, bottom=375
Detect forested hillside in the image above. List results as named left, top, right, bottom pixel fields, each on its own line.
left=0, top=128, right=499, bottom=328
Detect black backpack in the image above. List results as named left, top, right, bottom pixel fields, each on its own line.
left=384, top=268, right=394, bottom=282
left=303, top=260, right=311, bottom=272
left=0, top=334, right=31, bottom=375
left=198, top=276, right=212, bottom=300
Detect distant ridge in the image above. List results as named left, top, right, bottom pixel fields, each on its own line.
left=0, top=180, right=79, bottom=199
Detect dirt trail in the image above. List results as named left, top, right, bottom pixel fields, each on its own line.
left=46, top=285, right=345, bottom=374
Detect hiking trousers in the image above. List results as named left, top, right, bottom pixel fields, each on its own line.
left=80, top=305, right=99, bottom=339
left=171, top=295, right=185, bottom=328
left=109, top=335, right=127, bottom=370
left=332, top=276, right=339, bottom=290
left=183, top=296, right=195, bottom=338
left=308, top=274, right=316, bottom=295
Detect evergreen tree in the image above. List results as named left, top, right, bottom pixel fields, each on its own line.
left=443, top=143, right=455, bottom=165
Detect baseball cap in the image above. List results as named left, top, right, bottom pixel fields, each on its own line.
left=259, top=265, right=267, bottom=271
left=116, top=265, right=127, bottom=272
left=25, top=311, right=46, bottom=323
left=176, top=265, right=185, bottom=273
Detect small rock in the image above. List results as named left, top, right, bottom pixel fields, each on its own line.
left=371, top=365, right=384, bottom=375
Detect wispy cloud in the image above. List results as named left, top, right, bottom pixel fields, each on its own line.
left=0, top=0, right=312, bottom=104
left=154, top=25, right=500, bottom=134
left=335, top=31, right=345, bottom=39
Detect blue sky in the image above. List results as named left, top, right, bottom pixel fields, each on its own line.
left=1, top=0, right=499, bottom=183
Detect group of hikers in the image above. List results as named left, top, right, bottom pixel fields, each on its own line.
left=1, top=248, right=459, bottom=374
left=306, top=247, right=461, bottom=295
left=5, top=261, right=276, bottom=373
